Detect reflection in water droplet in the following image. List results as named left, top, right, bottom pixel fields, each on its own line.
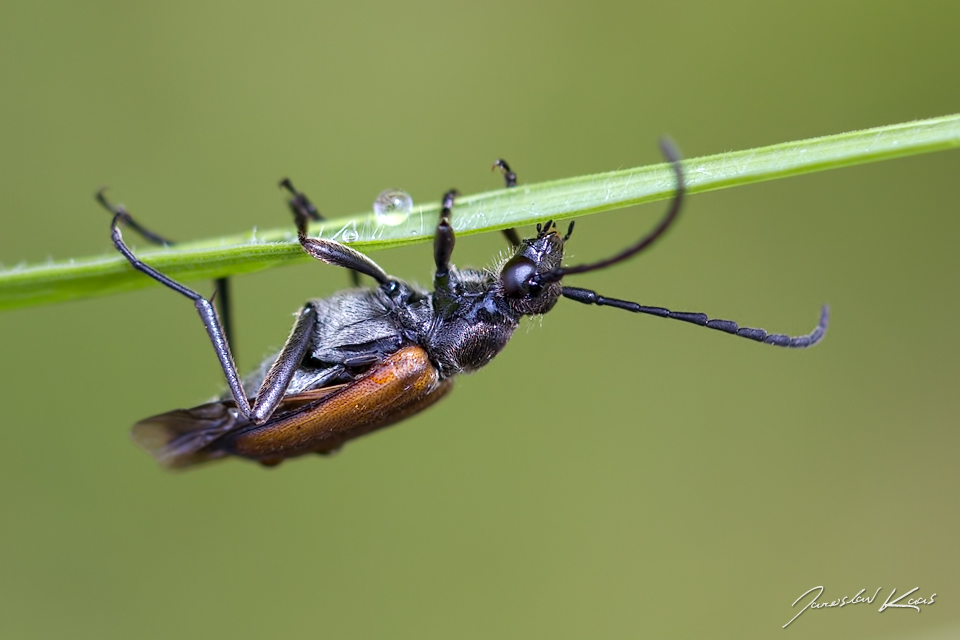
left=342, top=229, right=360, bottom=242
left=373, top=189, right=413, bottom=226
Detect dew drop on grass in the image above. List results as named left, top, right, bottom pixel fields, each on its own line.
left=373, top=188, right=413, bottom=226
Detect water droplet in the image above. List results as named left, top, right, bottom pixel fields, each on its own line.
left=373, top=188, right=413, bottom=226
left=335, top=219, right=361, bottom=243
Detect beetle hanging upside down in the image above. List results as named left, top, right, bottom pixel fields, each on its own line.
left=99, top=139, right=828, bottom=468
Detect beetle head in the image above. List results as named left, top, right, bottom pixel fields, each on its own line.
left=499, top=221, right=567, bottom=316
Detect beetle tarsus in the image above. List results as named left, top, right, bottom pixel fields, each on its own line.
left=280, top=178, right=323, bottom=225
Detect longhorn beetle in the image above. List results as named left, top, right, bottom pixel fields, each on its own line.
left=99, top=139, right=828, bottom=468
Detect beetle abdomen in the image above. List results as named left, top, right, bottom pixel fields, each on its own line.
left=224, top=346, right=452, bottom=464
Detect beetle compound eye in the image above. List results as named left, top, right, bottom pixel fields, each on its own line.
left=501, top=255, right=539, bottom=297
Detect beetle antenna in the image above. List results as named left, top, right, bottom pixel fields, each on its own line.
left=562, top=286, right=828, bottom=348
left=539, top=136, right=684, bottom=285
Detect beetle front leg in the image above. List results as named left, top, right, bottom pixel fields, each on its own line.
left=433, top=188, right=461, bottom=289
left=492, top=159, right=521, bottom=247
left=433, top=189, right=458, bottom=282
left=432, top=189, right=461, bottom=314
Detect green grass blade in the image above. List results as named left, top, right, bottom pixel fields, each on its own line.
left=2, top=114, right=958, bottom=311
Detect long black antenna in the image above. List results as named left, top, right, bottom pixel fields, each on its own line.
left=539, top=136, right=684, bottom=284
left=562, top=287, right=829, bottom=348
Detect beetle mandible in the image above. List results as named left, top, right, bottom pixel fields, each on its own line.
left=99, top=139, right=828, bottom=468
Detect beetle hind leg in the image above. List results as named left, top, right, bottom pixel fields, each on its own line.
left=95, top=190, right=237, bottom=347
left=100, top=192, right=257, bottom=418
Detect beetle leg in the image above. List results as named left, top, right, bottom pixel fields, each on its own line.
left=249, top=303, right=319, bottom=424
left=279, top=178, right=361, bottom=287
left=106, top=208, right=254, bottom=418
left=500, top=228, right=522, bottom=247
left=210, top=276, right=234, bottom=351
left=298, top=236, right=392, bottom=285
left=95, top=190, right=237, bottom=348
left=280, top=178, right=391, bottom=285
left=431, top=189, right=462, bottom=316
left=341, top=353, right=381, bottom=369
left=106, top=209, right=329, bottom=425
left=492, top=159, right=521, bottom=247
left=433, top=189, right=458, bottom=279
left=562, top=286, right=829, bottom=348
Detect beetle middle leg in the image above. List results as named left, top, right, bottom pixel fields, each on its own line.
left=284, top=193, right=394, bottom=287
left=433, top=157, right=524, bottom=280
left=279, top=179, right=363, bottom=287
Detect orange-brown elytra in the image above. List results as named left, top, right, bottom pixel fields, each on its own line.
left=226, top=346, right=451, bottom=462
left=133, top=346, right=451, bottom=467
left=101, top=138, right=828, bottom=469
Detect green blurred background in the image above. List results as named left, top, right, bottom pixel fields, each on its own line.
left=1, top=1, right=958, bottom=638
